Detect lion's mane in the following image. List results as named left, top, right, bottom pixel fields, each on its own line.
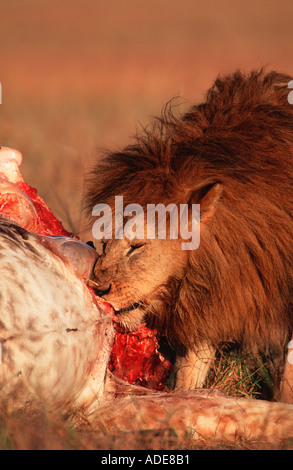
left=85, top=70, right=293, bottom=361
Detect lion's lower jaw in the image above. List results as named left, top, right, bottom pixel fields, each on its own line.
left=117, top=307, right=146, bottom=331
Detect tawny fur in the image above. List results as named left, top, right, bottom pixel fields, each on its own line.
left=84, top=70, right=293, bottom=392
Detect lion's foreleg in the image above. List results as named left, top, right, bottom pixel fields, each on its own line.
left=279, top=336, right=293, bottom=404
left=174, top=343, right=215, bottom=391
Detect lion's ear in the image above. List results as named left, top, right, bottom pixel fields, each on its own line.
left=198, top=182, right=223, bottom=223
left=188, top=182, right=223, bottom=224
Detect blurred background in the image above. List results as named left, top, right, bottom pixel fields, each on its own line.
left=0, top=0, right=292, bottom=239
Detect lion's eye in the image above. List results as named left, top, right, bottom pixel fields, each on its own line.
left=126, top=244, right=144, bottom=256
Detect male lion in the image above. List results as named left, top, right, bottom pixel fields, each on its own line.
left=84, top=70, right=293, bottom=400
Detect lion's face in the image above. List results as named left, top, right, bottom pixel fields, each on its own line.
left=91, top=237, right=187, bottom=330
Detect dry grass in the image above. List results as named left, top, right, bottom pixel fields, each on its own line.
left=205, top=349, right=274, bottom=399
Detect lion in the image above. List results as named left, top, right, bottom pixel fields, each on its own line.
left=84, top=70, right=293, bottom=401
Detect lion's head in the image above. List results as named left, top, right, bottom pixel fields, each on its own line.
left=90, top=236, right=187, bottom=330
left=88, top=180, right=223, bottom=348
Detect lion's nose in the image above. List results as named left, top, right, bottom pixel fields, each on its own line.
left=94, top=283, right=112, bottom=298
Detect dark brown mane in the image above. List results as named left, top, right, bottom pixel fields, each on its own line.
left=84, top=69, right=293, bottom=364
